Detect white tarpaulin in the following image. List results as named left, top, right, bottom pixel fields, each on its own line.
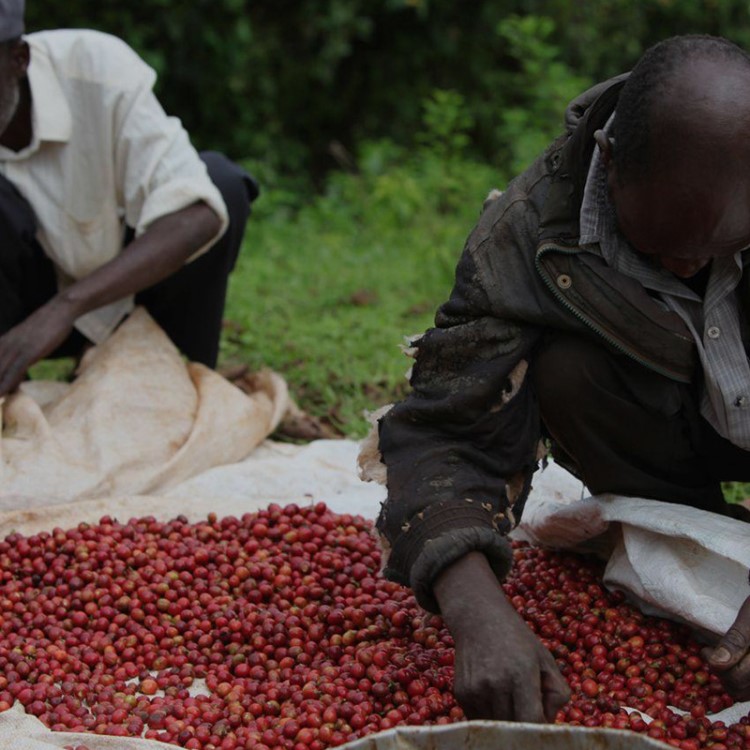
left=516, top=464, right=750, bottom=638
left=338, top=720, right=668, bottom=750
left=0, top=309, right=289, bottom=507
left=0, top=440, right=384, bottom=542
left=0, top=315, right=748, bottom=747
left=514, top=464, right=750, bottom=726
left=0, top=711, right=670, bottom=750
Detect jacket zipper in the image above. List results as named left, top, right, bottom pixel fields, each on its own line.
left=535, top=242, right=691, bottom=383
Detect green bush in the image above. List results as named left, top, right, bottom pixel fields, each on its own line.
left=222, top=90, right=502, bottom=432
left=494, top=15, right=590, bottom=174
left=27, top=1, right=750, bottom=184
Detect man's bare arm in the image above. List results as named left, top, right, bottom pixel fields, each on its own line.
left=434, top=551, right=570, bottom=723
left=0, top=201, right=221, bottom=395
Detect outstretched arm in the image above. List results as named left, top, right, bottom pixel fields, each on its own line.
left=434, top=551, right=570, bottom=722
left=0, top=201, right=220, bottom=396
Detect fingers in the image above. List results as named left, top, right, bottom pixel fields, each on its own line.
left=719, top=653, right=750, bottom=700
left=456, top=663, right=568, bottom=723
left=512, top=668, right=547, bottom=724
left=707, top=595, right=750, bottom=672
left=703, top=596, right=750, bottom=699
left=0, top=356, right=23, bottom=396
left=541, top=665, right=572, bottom=722
left=488, top=690, right=514, bottom=722
left=0, top=327, right=34, bottom=396
left=454, top=664, right=532, bottom=722
left=453, top=667, right=495, bottom=721
left=456, top=686, right=494, bottom=721
left=0, top=363, right=26, bottom=396
left=459, top=679, right=541, bottom=723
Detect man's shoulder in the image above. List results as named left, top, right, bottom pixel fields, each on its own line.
left=478, top=139, right=563, bottom=234
left=27, top=29, right=154, bottom=89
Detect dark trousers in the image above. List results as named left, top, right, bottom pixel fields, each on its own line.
left=0, top=151, right=258, bottom=368
left=532, top=334, right=750, bottom=517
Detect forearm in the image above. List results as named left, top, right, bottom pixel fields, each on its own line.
left=375, top=200, right=543, bottom=606
left=434, top=551, right=516, bottom=628
left=375, top=322, right=540, bottom=602
left=54, top=201, right=221, bottom=319
left=434, top=550, right=571, bottom=722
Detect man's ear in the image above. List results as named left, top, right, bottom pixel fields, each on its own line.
left=10, top=40, right=29, bottom=78
left=593, top=129, right=614, bottom=166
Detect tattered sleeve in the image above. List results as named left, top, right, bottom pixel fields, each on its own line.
left=376, top=194, right=546, bottom=613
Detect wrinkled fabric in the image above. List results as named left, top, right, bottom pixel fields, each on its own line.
left=0, top=30, right=229, bottom=343
left=0, top=309, right=288, bottom=504
left=374, top=76, right=720, bottom=610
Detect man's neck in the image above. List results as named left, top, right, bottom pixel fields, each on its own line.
left=680, top=261, right=712, bottom=298
left=0, top=78, right=32, bottom=152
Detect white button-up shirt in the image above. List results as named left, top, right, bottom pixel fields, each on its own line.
left=0, top=29, right=229, bottom=343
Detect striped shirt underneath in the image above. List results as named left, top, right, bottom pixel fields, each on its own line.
left=579, top=115, right=750, bottom=450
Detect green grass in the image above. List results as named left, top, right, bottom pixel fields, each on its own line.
left=722, top=483, right=750, bottom=505
left=221, top=146, right=501, bottom=436
left=221, top=145, right=749, bottom=506
left=24, top=142, right=750, bottom=507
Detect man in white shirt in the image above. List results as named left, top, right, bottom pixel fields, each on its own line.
left=0, top=0, right=258, bottom=395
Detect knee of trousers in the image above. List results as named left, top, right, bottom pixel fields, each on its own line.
left=199, top=150, right=258, bottom=226
left=197, top=151, right=259, bottom=273
left=531, top=334, right=617, bottom=426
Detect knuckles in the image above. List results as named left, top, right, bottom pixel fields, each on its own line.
left=723, top=627, right=750, bottom=651
left=721, top=655, right=750, bottom=694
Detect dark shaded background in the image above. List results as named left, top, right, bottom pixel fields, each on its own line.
left=26, top=0, right=750, bottom=184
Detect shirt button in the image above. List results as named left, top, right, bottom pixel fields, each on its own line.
left=735, top=396, right=748, bottom=407
left=706, top=326, right=721, bottom=339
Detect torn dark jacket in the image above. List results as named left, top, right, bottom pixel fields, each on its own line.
left=374, top=76, right=737, bottom=613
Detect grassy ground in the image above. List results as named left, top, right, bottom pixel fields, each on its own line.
left=26, top=143, right=750, bottom=505
left=220, top=147, right=501, bottom=436
left=220, top=147, right=749, bottom=505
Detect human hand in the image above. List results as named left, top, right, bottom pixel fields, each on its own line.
left=451, top=592, right=570, bottom=721
left=0, top=298, right=78, bottom=396
left=434, top=551, right=570, bottom=722
left=703, top=595, right=750, bottom=700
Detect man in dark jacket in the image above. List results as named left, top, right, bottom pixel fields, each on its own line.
left=375, top=35, right=750, bottom=722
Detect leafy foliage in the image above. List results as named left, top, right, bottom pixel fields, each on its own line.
left=25, top=2, right=750, bottom=502
left=27, top=1, right=750, bottom=183
left=494, top=15, right=589, bottom=173
left=222, top=101, right=501, bottom=434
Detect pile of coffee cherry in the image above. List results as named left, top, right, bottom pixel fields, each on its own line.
left=0, top=502, right=745, bottom=749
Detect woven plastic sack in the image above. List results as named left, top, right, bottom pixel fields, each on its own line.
left=517, top=462, right=750, bottom=638
left=337, top=720, right=668, bottom=750
left=0, top=308, right=289, bottom=507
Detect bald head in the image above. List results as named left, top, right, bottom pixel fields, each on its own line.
left=612, top=35, right=750, bottom=184
left=599, top=36, right=750, bottom=277
left=648, top=59, right=750, bottom=180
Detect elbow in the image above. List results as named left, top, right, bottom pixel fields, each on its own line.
left=195, top=202, right=224, bottom=247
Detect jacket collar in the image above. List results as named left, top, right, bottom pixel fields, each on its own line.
left=538, top=77, right=627, bottom=243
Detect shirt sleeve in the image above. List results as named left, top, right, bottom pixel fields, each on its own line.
left=112, top=60, right=229, bottom=260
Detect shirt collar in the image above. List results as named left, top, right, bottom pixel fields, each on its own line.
left=577, top=111, right=743, bottom=302
left=0, top=40, right=73, bottom=159
left=28, top=41, right=72, bottom=145
left=579, top=112, right=614, bottom=247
